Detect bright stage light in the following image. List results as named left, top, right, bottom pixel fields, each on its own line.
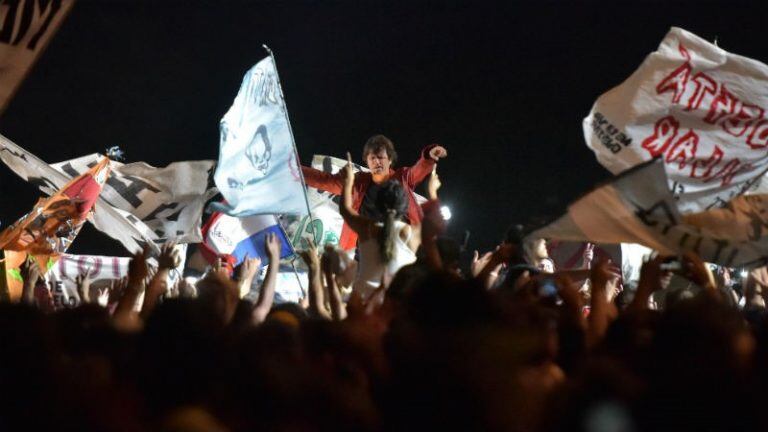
left=440, top=205, right=452, bottom=221
left=741, top=269, right=749, bottom=279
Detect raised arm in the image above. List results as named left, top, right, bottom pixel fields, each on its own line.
left=404, top=145, right=446, bottom=187
left=301, top=165, right=344, bottom=195
left=252, top=233, right=281, bottom=324
left=140, top=242, right=181, bottom=320
left=299, top=240, right=331, bottom=320
left=339, top=152, right=373, bottom=236
left=19, top=258, right=41, bottom=306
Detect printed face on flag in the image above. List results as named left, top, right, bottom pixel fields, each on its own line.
left=213, top=56, right=307, bottom=216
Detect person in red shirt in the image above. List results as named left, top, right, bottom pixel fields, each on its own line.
left=301, top=134, right=447, bottom=250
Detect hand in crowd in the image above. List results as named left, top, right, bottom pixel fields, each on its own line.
left=265, top=232, right=282, bottom=262
left=427, top=166, right=441, bottom=200
left=157, top=242, right=181, bottom=270
left=75, top=271, right=93, bottom=304
left=235, top=255, right=261, bottom=298
left=20, top=257, right=41, bottom=305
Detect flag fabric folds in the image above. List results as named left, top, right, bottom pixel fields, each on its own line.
left=530, top=159, right=768, bottom=268
left=51, top=153, right=217, bottom=244
left=201, top=212, right=294, bottom=266
left=584, top=27, right=768, bottom=214
left=213, top=55, right=307, bottom=216
left=0, top=134, right=216, bottom=253
left=0, top=156, right=110, bottom=255
left=0, top=0, right=76, bottom=113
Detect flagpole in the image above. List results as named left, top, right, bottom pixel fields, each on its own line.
left=262, top=44, right=315, bottom=230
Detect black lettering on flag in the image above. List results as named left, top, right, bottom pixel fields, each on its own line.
left=106, top=175, right=161, bottom=208
left=0, top=0, right=63, bottom=50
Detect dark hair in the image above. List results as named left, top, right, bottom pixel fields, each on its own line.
left=362, top=134, right=397, bottom=166
left=375, top=180, right=408, bottom=262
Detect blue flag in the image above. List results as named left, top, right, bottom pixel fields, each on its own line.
left=213, top=56, right=307, bottom=216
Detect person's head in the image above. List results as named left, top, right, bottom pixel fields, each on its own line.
left=375, top=180, right=408, bottom=262
left=363, top=135, right=397, bottom=176
left=538, top=257, right=555, bottom=273
left=523, top=238, right=549, bottom=264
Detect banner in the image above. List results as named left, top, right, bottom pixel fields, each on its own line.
left=0, top=0, right=75, bottom=113
left=530, top=160, right=768, bottom=268
left=51, top=154, right=217, bottom=244
left=0, top=134, right=214, bottom=253
left=0, top=156, right=110, bottom=255
left=584, top=27, right=768, bottom=214
left=213, top=55, right=307, bottom=216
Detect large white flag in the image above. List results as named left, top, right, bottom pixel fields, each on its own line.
left=0, top=134, right=215, bottom=253
left=584, top=27, right=768, bottom=214
left=0, top=0, right=75, bottom=113
left=213, top=55, right=307, bottom=216
left=51, top=154, right=217, bottom=244
left=531, top=160, right=768, bottom=268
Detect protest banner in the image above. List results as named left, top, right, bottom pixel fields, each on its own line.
left=584, top=27, right=768, bottom=214
left=213, top=55, right=307, bottom=216
left=0, top=0, right=75, bottom=113
left=0, top=156, right=110, bottom=256
left=51, top=154, right=217, bottom=244
left=0, top=134, right=213, bottom=253
left=530, top=159, right=768, bottom=268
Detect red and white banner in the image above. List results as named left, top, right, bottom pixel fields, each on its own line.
left=0, top=0, right=75, bottom=113
left=584, top=27, right=768, bottom=214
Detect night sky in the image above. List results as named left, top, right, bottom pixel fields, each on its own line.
left=1, top=0, right=767, bottom=257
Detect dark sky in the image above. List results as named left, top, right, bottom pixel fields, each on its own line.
left=1, top=0, right=767, bottom=256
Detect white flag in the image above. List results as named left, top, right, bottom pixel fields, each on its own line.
left=584, top=27, right=768, bottom=214
left=531, top=160, right=768, bottom=268
left=0, top=134, right=159, bottom=253
left=213, top=55, right=307, bottom=216
left=52, top=154, right=217, bottom=244
left=0, top=0, right=75, bottom=113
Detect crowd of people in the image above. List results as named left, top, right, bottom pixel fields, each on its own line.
left=3, top=135, right=768, bottom=431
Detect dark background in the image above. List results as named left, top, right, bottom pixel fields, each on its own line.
left=1, top=0, right=766, bottom=257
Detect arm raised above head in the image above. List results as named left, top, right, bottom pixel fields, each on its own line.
left=404, top=144, right=445, bottom=187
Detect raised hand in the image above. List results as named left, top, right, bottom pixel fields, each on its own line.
left=75, top=271, right=93, bottom=304
left=235, top=254, right=261, bottom=283
left=471, top=250, right=494, bottom=277
left=157, top=242, right=181, bottom=271
left=428, top=145, right=448, bottom=161
left=298, top=238, right=320, bottom=272
left=20, top=257, right=42, bottom=286
left=265, top=232, right=282, bottom=263
left=128, top=246, right=150, bottom=286
left=96, top=286, right=110, bottom=307
left=427, top=166, right=442, bottom=200
left=342, top=151, right=355, bottom=187
left=321, top=244, right=342, bottom=276
left=681, top=251, right=716, bottom=290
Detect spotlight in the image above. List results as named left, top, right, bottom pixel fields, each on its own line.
left=440, top=205, right=452, bottom=221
